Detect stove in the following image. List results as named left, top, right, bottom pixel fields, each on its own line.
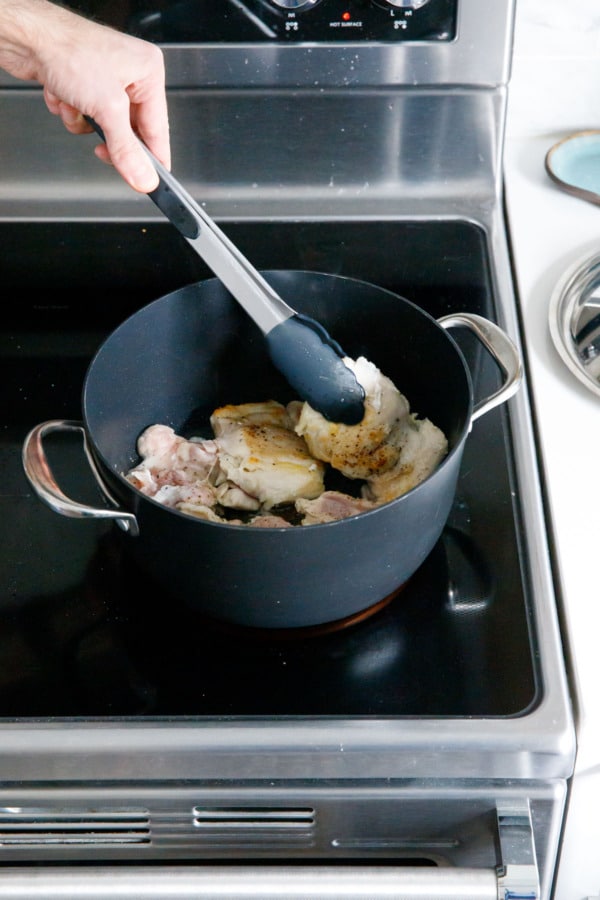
left=0, top=1, right=575, bottom=898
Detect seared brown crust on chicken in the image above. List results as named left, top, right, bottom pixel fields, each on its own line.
left=210, top=401, right=293, bottom=434
left=362, top=415, right=448, bottom=505
left=210, top=400, right=325, bottom=509
left=292, top=356, right=447, bottom=504
left=293, top=357, right=410, bottom=480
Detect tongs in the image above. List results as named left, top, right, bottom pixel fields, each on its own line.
left=87, top=120, right=365, bottom=425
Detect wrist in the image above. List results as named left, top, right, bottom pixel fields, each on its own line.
left=0, top=0, right=70, bottom=82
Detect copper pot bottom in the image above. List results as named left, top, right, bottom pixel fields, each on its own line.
left=207, top=583, right=406, bottom=641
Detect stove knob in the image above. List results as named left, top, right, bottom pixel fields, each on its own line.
left=269, top=0, right=318, bottom=8
left=378, top=0, right=432, bottom=7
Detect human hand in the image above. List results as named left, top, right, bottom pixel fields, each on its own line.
left=0, top=0, right=170, bottom=193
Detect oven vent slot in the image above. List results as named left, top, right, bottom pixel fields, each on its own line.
left=0, top=808, right=151, bottom=846
left=192, top=807, right=315, bottom=847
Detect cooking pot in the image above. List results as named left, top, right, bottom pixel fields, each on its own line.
left=23, top=271, right=521, bottom=629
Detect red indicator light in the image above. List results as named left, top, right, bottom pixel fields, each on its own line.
left=342, top=11, right=351, bottom=21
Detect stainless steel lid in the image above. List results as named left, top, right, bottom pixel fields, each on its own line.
left=549, top=250, right=600, bottom=398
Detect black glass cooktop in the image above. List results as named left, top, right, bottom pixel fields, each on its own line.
left=0, top=220, right=537, bottom=719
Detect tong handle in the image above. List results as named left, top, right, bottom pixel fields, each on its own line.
left=85, top=118, right=365, bottom=425
left=85, top=117, right=294, bottom=334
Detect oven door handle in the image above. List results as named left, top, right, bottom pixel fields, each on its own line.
left=0, top=865, right=519, bottom=899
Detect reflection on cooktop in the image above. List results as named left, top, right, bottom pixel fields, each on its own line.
left=0, top=524, right=535, bottom=719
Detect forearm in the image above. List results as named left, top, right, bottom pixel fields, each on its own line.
left=0, top=0, right=72, bottom=83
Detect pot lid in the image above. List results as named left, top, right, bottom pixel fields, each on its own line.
left=549, top=249, right=600, bottom=398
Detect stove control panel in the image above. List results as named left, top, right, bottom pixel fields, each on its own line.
left=220, top=0, right=456, bottom=42
left=110, top=0, right=458, bottom=43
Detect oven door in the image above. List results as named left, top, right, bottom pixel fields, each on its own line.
left=0, top=797, right=551, bottom=899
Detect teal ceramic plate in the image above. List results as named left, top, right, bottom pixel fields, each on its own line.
left=545, top=130, right=600, bottom=205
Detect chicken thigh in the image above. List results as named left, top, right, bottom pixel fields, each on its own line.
left=293, top=356, right=448, bottom=503
left=292, top=356, right=409, bottom=480
left=210, top=400, right=325, bottom=510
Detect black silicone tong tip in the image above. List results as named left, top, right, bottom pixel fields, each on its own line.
left=267, top=314, right=365, bottom=425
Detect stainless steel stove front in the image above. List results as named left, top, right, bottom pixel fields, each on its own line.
left=0, top=794, right=548, bottom=898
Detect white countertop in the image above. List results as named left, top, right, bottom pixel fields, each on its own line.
left=505, top=2, right=600, bottom=896
left=505, top=138, right=600, bottom=768
left=506, top=0, right=600, bottom=767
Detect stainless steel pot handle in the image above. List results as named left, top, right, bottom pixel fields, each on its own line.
left=22, top=420, right=139, bottom=536
left=438, top=312, right=523, bottom=421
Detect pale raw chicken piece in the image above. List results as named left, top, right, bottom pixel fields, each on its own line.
left=136, top=423, right=179, bottom=460
left=153, top=482, right=217, bottom=510
left=210, top=401, right=325, bottom=510
left=248, top=513, right=293, bottom=528
left=125, top=424, right=219, bottom=498
left=214, top=482, right=261, bottom=512
left=177, top=502, right=228, bottom=523
left=292, top=356, right=410, bottom=480
left=125, top=465, right=157, bottom=495
left=295, top=491, right=376, bottom=526
left=363, top=415, right=448, bottom=505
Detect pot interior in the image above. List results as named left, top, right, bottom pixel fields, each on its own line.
left=83, top=271, right=472, bottom=481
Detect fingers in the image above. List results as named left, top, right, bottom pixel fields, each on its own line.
left=44, top=89, right=161, bottom=194
left=91, top=141, right=153, bottom=195
left=126, top=43, right=171, bottom=172
left=41, top=40, right=168, bottom=194
left=97, top=44, right=169, bottom=192
left=131, top=95, right=171, bottom=174
left=93, top=111, right=161, bottom=192
left=44, top=90, right=93, bottom=134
